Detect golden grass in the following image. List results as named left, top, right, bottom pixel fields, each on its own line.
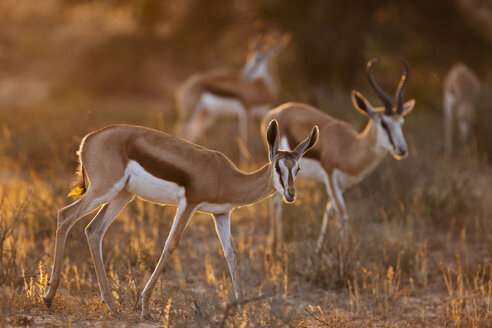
left=0, top=113, right=491, bottom=327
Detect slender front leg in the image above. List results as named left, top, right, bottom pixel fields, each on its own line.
left=43, top=193, right=101, bottom=307
left=326, top=173, right=349, bottom=277
left=268, top=193, right=283, bottom=252
left=213, top=212, right=243, bottom=314
left=84, top=190, right=134, bottom=312
left=326, top=173, right=348, bottom=222
left=315, top=201, right=334, bottom=253
left=140, top=203, right=196, bottom=318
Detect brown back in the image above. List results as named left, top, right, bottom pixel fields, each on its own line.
left=177, top=68, right=272, bottom=124
left=265, top=103, right=381, bottom=176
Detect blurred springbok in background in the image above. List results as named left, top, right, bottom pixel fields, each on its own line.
left=43, top=121, right=318, bottom=317
left=443, top=62, right=480, bottom=156
left=175, top=31, right=291, bottom=162
left=263, top=59, right=416, bottom=252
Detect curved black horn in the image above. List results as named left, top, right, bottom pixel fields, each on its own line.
left=366, top=59, right=393, bottom=115
left=395, top=57, right=410, bottom=114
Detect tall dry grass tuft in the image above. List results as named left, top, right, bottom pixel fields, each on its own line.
left=441, top=256, right=491, bottom=327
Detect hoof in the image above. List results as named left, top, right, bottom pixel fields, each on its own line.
left=43, top=296, right=52, bottom=308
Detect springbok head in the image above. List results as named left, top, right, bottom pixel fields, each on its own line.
left=352, top=58, right=416, bottom=159
left=266, top=120, right=319, bottom=203
left=242, top=31, right=291, bottom=82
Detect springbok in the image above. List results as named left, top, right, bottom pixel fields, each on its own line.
left=262, top=59, right=416, bottom=251
left=443, top=62, right=480, bottom=156
left=175, top=32, right=291, bottom=160
left=43, top=121, right=318, bottom=317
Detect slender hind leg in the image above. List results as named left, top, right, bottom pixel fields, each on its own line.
left=140, top=202, right=196, bottom=317
left=43, top=191, right=103, bottom=306
left=315, top=201, right=334, bottom=253
left=213, top=212, right=243, bottom=313
left=84, top=190, right=134, bottom=312
left=315, top=174, right=347, bottom=251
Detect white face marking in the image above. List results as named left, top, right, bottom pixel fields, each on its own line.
left=125, top=160, right=185, bottom=205
left=379, top=114, right=408, bottom=159
left=279, top=160, right=289, bottom=188
left=291, top=163, right=299, bottom=184
left=242, top=52, right=270, bottom=82
left=272, top=159, right=284, bottom=196
left=273, top=158, right=298, bottom=203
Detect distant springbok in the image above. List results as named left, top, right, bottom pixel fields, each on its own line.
left=262, top=59, right=415, bottom=251
left=443, top=62, right=480, bottom=156
left=175, top=32, right=291, bottom=160
left=43, top=121, right=318, bottom=317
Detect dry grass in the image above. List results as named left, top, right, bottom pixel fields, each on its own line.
left=0, top=2, right=491, bottom=326
left=0, top=95, right=491, bottom=327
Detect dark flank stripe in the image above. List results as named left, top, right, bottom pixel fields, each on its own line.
left=203, top=84, right=248, bottom=107
left=127, top=143, right=190, bottom=188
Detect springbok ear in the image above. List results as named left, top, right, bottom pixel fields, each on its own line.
left=351, top=90, right=377, bottom=119
left=401, top=99, right=416, bottom=116
left=293, top=125, right=319, bottom=159
left=267, top=119, right=279, bottom=161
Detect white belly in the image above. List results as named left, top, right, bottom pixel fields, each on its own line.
left=198, top=202, right=237, bottom=214
left=200, top=92, right=245, bottom=116
left=334, top=169, right=360, bottom=191
left=125, top=160, right=185, bottom=205
left=299, top=157, right=327, bottom=182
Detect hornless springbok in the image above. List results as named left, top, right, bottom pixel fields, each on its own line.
left=443, top=62, right=480, bottom=156
left=262, top=59, right=416, bottom=252
left=43, top=121, right=318, bottom=317
left=175, top=32, right=291, bottom=159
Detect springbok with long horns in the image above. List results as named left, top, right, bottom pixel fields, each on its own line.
left=263, top=59, right=415, bottom=251
left=175, top=32, right=291, bottom=160
left=43, top=121, right=318, bottom=317
left=443, top=62, right=480, bottom=156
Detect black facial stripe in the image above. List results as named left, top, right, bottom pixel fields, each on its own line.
left=276, top=163, right=285, bottom=189
left=279, top=172, right=285, bottom=189
left=381, top=120, right=395, bottom=148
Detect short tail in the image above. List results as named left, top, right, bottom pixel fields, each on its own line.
left=67, top=164, right=87, bottom=198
